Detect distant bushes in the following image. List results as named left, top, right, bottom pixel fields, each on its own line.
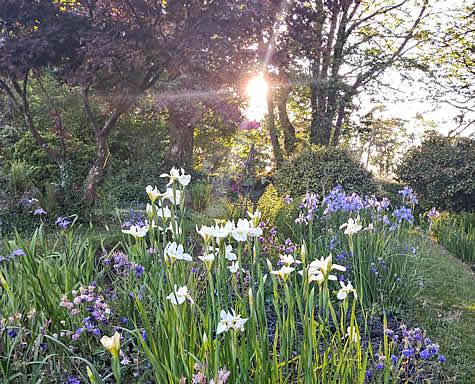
left=273, top=145, right=380, bottom=197
left=396, top=133, right=475, bottom=211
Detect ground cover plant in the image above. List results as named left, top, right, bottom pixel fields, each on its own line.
left=0, top=169, right=449, bottom=383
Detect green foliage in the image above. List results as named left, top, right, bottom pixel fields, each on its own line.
left=98, top=110, right=168, bottom=207
left=257, top=184, right=284, bottom=224
left=14, top=132, right=94, bottom=191
left=189, top=180, right=213, bottom=211
left=274, top=145, right=380, bottom=197
left=396, top=133, right=475, bottom=211
left=432, top=212, right=475, bottom=263
left=378, top=179, right=404, bottom=206
left=193, top=110, right=237, bottom=173
left=257, top=184, right=299, bottom=237
left=3, top=160, right=37, bottom=195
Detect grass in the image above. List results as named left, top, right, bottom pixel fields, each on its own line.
left=407, top=233, right=475, bottom=383
left=431, top=212, right=475, bottom=264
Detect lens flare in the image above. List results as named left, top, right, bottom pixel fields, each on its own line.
left=244, top=73, right=268, bottom=121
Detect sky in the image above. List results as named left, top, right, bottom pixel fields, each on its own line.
left=373, top=0, right=474, bottom=139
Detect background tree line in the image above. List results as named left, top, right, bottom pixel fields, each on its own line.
left=0, top=0, right=473, bottom=217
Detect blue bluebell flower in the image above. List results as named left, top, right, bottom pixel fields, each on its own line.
left=66, top=376, right=80, bottom=384
left=420, top=349, right=430, bottom=359
left=7, top=328, right=17, bottom=338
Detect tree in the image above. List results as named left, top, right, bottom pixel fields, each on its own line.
left=157, top=1, right=280, bottom=168
left=0, top=1, right=91, bottom=205
left=419, top=2, right=474, bottom=137
left=0, top=0, right=277, bottom=204
left=280, top=0, right=428, bottom=146
left=355, top=105, right=407, bottom=177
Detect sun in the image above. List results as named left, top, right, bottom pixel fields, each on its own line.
left=244, top=73, right=269, bottom=121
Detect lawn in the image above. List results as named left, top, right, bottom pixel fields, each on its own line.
left=407, top=234, right=475, bottom=383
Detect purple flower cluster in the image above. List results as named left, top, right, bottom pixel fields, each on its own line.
left=321, top=186, right=391, bottom=216
left=19, top=196, right=38, bottom=208
left=55, top=216, right=71, bottom=230
left=278, top=238, right=297, bottom=256
left=103, top=251, right=145, bottom=278
left=293, top=185, right=411, bottom=228
left=398, top=186, right=418, bottom=205
left=365, top=196, right=391, bottom=212
left=121, top=209, right=146, bottom=230
left=381, top=215, right=398, bottom=231
left=33, top=207, right=47, bottom=216
left=0, top=248, right=26, bottom=265
left=295, top=192, right=319, bottom=223
left=66, top=376, right=80, bottom=384
left=393, top=206, right=414, bottom=224
left=366, top=325, right=445, bottom=382
left=343, top=193, right=364, bottom=212
left=427, top=207, right=440, bottom=218
left=283, top=195, right=293, bottom=205
left=59, top=283, right=112, bottom=340
left=258, top=221, right=279, bottom=257
left=322, top=185, right=346, bottom=214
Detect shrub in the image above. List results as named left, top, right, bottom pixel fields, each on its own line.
left=257, top=184, right=284, bottom=224
left=274, top=145, right=380, bottom=197
left=396, top=132, right=475, bottom=211
left=13, top=132, right=95, bottom=191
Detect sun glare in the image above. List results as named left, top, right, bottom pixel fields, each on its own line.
left=244, top=73, right=269, bottom=121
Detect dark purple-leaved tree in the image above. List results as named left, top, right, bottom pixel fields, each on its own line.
left=0, top=0, right=87, bottom=176
left=0, top=0, right=277, bottom=203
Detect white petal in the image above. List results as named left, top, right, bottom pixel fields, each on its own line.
left=337, top=290, right=347, bottom=300
left=216, top=322, right=227, bottom=335
left=333, top=264, right=347, bottom=272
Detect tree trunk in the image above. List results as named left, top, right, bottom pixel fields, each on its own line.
left=83, top=133, right=109, bottom=203
left=277, top=85, right=296, bottom=154
left=266, top=82, right=283, bottom=166
left=167, top=106, right=195, bottom=169
left=333, top=92, right=352, bottom=145
left=311, top=108, right=331, bottom=145
left=83, top=108, right=124, bottom=204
